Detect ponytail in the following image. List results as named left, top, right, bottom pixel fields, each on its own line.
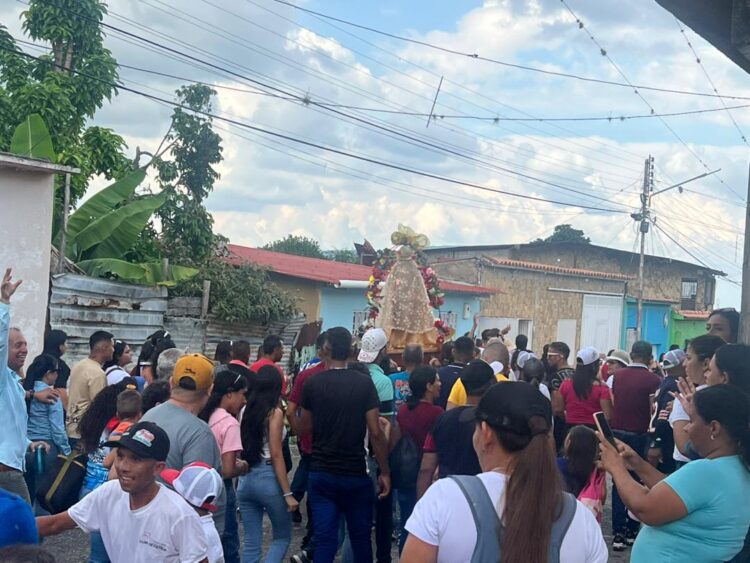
left=406, top=366, right=437, bottom=410
left=497, top=421, right=562, bottom=563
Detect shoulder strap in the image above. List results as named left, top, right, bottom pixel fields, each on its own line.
left=449, top=475, right=501, bottom=563
left=549, top=493, right=577, bottom=563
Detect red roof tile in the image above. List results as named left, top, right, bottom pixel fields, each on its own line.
left=482, top=256, right=634, bottom=281
left=676, top=310, right=711, bottom=320
left=226, top=244, right=498, bottom=295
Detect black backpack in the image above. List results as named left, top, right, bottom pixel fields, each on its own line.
left=36, top=447, right=87, bottom=514
left=389, top=434, right=421, bottom=490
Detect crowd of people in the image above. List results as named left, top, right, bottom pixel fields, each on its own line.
left=1, top=266, right=749, bottom=563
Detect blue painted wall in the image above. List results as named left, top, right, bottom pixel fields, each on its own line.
left=622, top=299, right=672, bottom=358
left=318, top=286, right=481, bottom=335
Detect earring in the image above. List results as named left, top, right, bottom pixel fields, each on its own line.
left=710, top=435, right=716, bottom=441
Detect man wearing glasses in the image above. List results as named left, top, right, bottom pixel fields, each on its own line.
left=546, top=341, right=574, bottom=451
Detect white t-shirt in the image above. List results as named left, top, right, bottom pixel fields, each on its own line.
left=405, top=471, right=608, bottom=563
left=200, top=514, right=225, bottom=563
left=668, top=384, right=706, bottom=463
left=69, top=480, right=208, bottom=563
left=539, top=383, right=551, bottom=401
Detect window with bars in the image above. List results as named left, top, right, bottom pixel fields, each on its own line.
left=681, top=279, right=698, bottom=310
left=352, top=310, right=370, bottom=333
left=439, top=311, right=458, bottom=330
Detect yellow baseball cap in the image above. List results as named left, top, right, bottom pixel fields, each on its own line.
left=172, top=353, right=214, bottom=391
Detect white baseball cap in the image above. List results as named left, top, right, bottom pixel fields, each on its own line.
left=358, top=328, right=388, bottom=363
left=161, top=462, right=223, bottom=512
left=576, top=346, right=599, bottom=366
left=661, top=349, right=686, bottom=370
left=516, top=351, right=537, bottom=370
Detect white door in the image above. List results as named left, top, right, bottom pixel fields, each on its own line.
left=556, top=319, right=577, bottom=356
left=581, top=295, right=623, bottom=353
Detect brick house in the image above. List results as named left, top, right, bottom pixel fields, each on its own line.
left=424, top=241, right=724, bottom=357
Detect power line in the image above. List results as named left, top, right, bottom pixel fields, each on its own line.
left=270, top=0, right=750, bottom=102
left=0, top=44, right=632, bottom=215
left=22, top=1, right=637, bottom=209
left=672, top=17, right=749, bottom=147
left=559, top=0, right=746, bottom=203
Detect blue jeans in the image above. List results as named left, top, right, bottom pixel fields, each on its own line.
left=308, top=470, right=374, bottom=563
left=396, top=487, right=417, bottom=553
left=611, top=431, right=648, bottom=537
left=221, top=478, right=240, bottom=563
left=80, top=487, right=110, bottom=563
left=237, top=462, right=291, bottom=563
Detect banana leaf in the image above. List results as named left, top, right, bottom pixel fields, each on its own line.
left=10, top=114, right=55, bottom=162
left=77, top=258, right=198, bottom=286
left=73, top=193, right=166, bottom=259
left=64, top=168, right=147, bottom=246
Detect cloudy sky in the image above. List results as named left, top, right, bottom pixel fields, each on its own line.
left=4, top=0, right=748, bottom=306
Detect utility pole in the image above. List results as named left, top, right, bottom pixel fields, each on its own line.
left=631, top=160, right=720, bottom=340
left=635, top=156, right=654, bottom=340
left=740, top=162, right=750, bottom=343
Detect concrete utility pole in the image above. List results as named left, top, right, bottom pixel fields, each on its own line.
left=635, top=156, right=654, bottom=341
left=740, top=162, right=750, bottom=344
left=631, top=157, right=718, bottom=340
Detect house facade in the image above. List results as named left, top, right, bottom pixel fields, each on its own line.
left=226, top=245, right=496, bottom=336
left=425, top=241, right=723, bottom=357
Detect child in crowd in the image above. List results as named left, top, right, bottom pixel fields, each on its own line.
left=103, top=389, right=143, bottom=479
left=557, top=425, right=606, bottom=522
left=162, top=462, right=226, bottom=563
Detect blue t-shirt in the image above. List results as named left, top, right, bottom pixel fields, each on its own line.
left=632, top=456, right=750, bottom=562
left=389, top=371, right=411, bottom=410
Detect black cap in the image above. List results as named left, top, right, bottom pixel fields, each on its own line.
left=461, top=381, right=552, bottom=436
left=460, top=360, right=495, bottom=396
left=104, top=421, right=170, bottom=462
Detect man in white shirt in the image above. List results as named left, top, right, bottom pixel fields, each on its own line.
left=36, top=421, right=209, bottom=563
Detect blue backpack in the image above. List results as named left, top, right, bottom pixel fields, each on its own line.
left=449, top=475, right=577, bottom=563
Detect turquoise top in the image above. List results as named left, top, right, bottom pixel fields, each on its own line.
left=632, top=455, right=750, bottom=562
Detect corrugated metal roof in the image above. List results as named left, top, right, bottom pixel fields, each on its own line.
left=226, top=244, right=498, bottom=295
left=675, top=309, right=711, bottom=320
left=482, top=256, right=634, bottom=281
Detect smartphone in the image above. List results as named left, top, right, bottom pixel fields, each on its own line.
left=593, top=411, right=617, bottom=449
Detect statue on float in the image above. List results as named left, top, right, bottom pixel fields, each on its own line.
left=366, top=225, right=453, bottom=355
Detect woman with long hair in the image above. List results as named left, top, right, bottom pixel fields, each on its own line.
left=393, top=366, right=443, bottom=552
left=103, top=340, right=138, bottom=388
left=238, top=366, right=298, bottom=562
left=42, top=329, right=70, bottom=408
left=599, top=384, right=750, bottom=561
left=558, top=425, right=599, bottom=497
left=669, top=334, right=725, bottom=464
left=132, top=330, right=175, bottom=384
left=402, top=382, right=607, bottom=562
left=555, top=347, right=611, bottom=434
left=77, top=378, right=136, bottom=562
left=199, top=365, right=250, bottom=563
left=24, top=354, right=70, bottom=504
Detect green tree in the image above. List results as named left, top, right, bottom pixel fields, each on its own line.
left=153, top=84, right=222, bottom=266
left=0, top=0, right=131, bottom=206
left=535, top=224, right=590, bottom=244
left=326, top=248, right=359, bottom=264
left=264, top=235, right=326, bottom=259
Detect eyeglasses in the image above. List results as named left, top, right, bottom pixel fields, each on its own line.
left=547, top=353, right=563, bottom=358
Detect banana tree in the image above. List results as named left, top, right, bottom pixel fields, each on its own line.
left=65, top=168, right=198, bottom=286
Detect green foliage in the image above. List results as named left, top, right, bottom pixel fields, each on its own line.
left=0, top=1, right=128, bottom=206
left=264, top=235, right=326, bottom=259
left=10, top=113, right=55, bottom=160
left=535, top=224, right=590, bottom=244
left=172, top=259, right=297, bottom=323
left=326, top=248, right=359, bottom=264
left=155, top=84, right=223, bottom=265
left=77, top=258, right=198, bottom=287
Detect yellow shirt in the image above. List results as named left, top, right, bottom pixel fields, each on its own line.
left=66, top=358, right=107, bottom=438
left=447, top=372, right=508, bottom=407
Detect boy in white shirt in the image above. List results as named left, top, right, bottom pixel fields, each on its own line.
left=162, top=462, right=226, bottom=563
left=36, top=421, right=209, bottom=563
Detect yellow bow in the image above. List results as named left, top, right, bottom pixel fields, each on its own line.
left=390, top=224, right=430, bottom=250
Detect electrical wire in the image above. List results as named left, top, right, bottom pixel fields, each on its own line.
left=560, top=0, right=745, bottom=202
left=0, top=44, right=632, bottom=214
left=270, top=0, right=750, bottom=102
